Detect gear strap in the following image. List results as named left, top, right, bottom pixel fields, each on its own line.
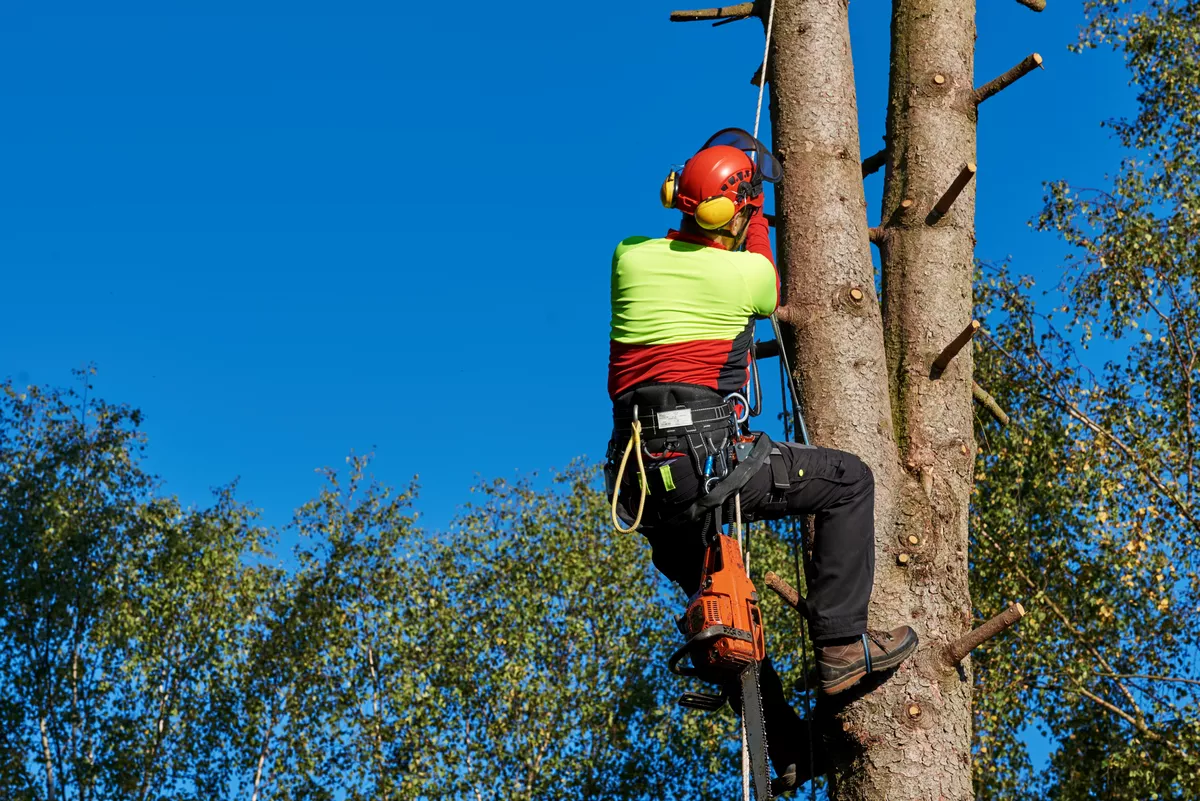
left=677, top=433, right=772, bottom=524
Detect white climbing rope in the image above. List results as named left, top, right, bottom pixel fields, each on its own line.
left=747, top=6, right=777, bottom=799
left=752, top=0, right=778, bottom=144
left=736, top=492, right=750, bottom=801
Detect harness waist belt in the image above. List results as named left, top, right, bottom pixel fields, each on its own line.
left=612, top=401, right=735, bottom=438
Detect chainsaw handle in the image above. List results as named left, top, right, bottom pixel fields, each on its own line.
left=668, top=626, right=747, bottom=677
left=667, top=640, right=701, bottom=677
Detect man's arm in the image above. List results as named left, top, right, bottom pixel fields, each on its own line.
left=742, top=211, right=779, bottom=314
left=743, top=210, right=774, bottom=267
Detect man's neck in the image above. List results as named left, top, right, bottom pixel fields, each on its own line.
left=678, top=217, right=736, bottom=250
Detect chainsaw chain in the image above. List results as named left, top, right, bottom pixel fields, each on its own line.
left=741, top=660, right=772, bottom=800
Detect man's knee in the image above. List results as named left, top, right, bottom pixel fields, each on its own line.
left=841, top=451, right=874, bottom=495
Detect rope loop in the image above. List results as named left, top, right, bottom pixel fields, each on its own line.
left=610, top=409, right=648, bottom=534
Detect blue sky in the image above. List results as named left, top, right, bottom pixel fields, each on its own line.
left=0, top=0, right=1139, bottom=780
left=1, top=0, right=1134, bottom=532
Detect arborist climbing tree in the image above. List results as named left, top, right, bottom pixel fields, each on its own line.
left=605, top=128, right=919, bottom=798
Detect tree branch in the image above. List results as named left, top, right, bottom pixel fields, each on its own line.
left=974, top=53, right=1043, bottom=105
left=754, top=339, right=780, bottom=360
left=670, top=3, right=755, bottom=22
left=862, top=148, right=886, bottom=177
left=1014, top=0, right=1046, bottom=10
left=977, top=528, right=1152, bottom=726
left=943, top=603, right=1025, bottom=665
left=1029, top=684, right=1189, bottom=759
left=763, top=571, right=807, bottom=618
left=972, top=382, right=1010, bottom=426
left=928, top=163, right=977, bottom=221
left=932, top=319, right=981, bottom=375
left=39, top=716, right=56, bottom=801
left=1099, top=673, right=1200, bottom=688
left=982, top=328, right=1200, bottom=542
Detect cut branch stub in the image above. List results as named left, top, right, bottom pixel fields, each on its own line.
left=974, top=53, right=1043, bottom=105
left=1015, top=0, right=1046, bottom=10
left=944, top=603, right=1026, bottom=666
left=931, top=319, right=981, bottom=376
left=754, top=339, right=781, bottom=360
left=764, top=571, right=806, bottom=617
left=928, top=163, right=977, bottom=222
left=669, top=3, right=756, bottom=22
left=862, top=148, right=887, bottom=178
left=750, top=61, right=765, bottom=87
left=972, top=382, right=1010, bottom=426
left=773, top=304, right=799, bottom=326
left=886, top=198, right=915, bottom=227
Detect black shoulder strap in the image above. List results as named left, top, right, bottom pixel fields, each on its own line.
left=681, top=433, right=772, bottom=522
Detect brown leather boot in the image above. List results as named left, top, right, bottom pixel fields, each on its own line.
left=815, top=626, right=919, bottom=695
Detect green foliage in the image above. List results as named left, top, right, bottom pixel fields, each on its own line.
left=0, top=372, right=275, bottom=801
left=3, top=374, right=775, bottom=799
left=970, top=3, right=1200, bottom=797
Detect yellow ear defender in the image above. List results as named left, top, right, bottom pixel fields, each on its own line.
left=694, top=196, right=738, bottom=230
left=660, top=170, right=679, bottom=209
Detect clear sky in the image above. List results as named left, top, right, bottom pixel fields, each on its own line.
left=0, top=0, right=1139, bottom=778
left=1, top=0, right=1134, bottom=530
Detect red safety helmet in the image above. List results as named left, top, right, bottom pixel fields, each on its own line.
left=661, top=128, right=782, bottom=230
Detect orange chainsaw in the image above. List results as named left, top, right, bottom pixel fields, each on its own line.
left=668, top=527, right=772, bottom=799
left=668, top=531, right=766, bottom=681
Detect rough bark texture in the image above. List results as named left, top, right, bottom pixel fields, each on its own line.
left=770, top=0, right=977, bottom=798
left=875, top=1, right=977, bottom=795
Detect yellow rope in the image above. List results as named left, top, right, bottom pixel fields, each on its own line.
left=610, top=419, right=648, bottom=534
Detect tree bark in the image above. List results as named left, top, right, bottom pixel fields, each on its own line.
left=768, top=0, right=977, bottom=797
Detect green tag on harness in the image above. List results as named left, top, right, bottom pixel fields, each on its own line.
left=660, top=464, right=676, bottom=492
left=637, top=471, right=651, bottom=495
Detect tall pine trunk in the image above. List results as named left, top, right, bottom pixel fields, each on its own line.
left=771, top=1, right=975, bottom=797
left=666, top=0, right=1033, bottom=795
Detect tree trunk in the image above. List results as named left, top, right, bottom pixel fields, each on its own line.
left=769, top=0, right=976, bottom=797
left=669, top=0, right=1009, bottom=794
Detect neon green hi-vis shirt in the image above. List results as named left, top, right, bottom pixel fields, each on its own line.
left=608, top=230, right=778, bottom=398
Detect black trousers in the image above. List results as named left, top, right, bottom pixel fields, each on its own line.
left=629, top=440, right=875, bottom=773
left=637, top=441, right=875, bottom=641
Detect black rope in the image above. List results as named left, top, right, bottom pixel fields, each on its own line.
left=779, top=347, right=816, bottom=801
left=771, top=314, right=809, bottom=446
